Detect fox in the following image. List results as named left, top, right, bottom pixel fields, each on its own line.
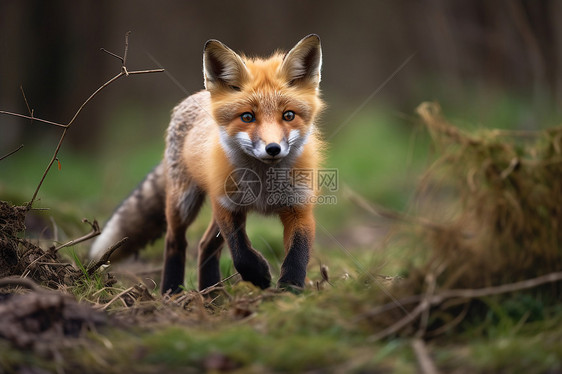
left=90, top=34, right=325, bottom=294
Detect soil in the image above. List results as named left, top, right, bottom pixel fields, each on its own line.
left=0, top=200, right=108, bottom=351
left=0, top=284, right=107, bottom=350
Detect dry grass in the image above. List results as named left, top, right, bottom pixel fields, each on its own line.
left=414, top=102, right=562, bottom=290
left=352, top=102, right=562, bottom=342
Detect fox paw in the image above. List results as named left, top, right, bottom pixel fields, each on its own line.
left=235, top=253, right=272, bottom=290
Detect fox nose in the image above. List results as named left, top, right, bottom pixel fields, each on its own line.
left=265, top=143, right=281, bottom=157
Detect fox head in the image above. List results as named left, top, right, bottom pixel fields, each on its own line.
left=203, top=34, right=324, bottom=165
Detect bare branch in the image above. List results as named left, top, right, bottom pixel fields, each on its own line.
left=67, top=72, right=125, bottom=128
left=0, top=111, right=67, bottom=128
left=17, top=32, right=165, bottom=210
left=437, top=271, right=562, bottom=301
left=199, top=272, right=240, bottom=295
left=411, top=338, right=440, bottom=374
left=416, top=273, right=437, bottom=338
left=127, top=68, right=165, bottom=75
left=26, top=71, right=124, bottom=209
left=368, top=300, right=427, bottom=342
left=123, top=31, right=131, bottom=65
left=361, top=271, right=562, bottom=322
left=363, top=271, right=562, bottom=341
left=86, top=237, right=128, bottom=276
left=0, top=32, right=165, bottom=210
left=99, top=286, right=135, bottom=310
left=122, top=31, right=131, bottom=75
left=0, top=144, right=24, bottom=162
left=20, top=86, right=33, bottom=117
left=100, top=48, right=124, bottom=63
left=52, top=219, right=101, bottom=253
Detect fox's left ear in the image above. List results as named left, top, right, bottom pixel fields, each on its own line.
left=281, top=34, right=322, bottom=88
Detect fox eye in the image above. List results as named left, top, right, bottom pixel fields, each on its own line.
left=241, top=112, right=255, bottom=123
left=283, top=110, right=295, bottom=121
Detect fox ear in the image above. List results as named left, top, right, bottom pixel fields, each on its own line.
left=203, top=40, right=249, bottom=91
left=281, top=34, right=322, bottom=88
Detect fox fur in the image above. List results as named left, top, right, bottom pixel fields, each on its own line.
left=90, top=34, right=325, bottom=293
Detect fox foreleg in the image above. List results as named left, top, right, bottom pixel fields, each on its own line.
left=197, top=219, right=225, bottom=290
left=213, top=203, right=272, bottom=289
left=278, top=206, right=315, bottom=290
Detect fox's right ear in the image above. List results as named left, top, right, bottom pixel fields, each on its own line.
left=203, top=40, right=249, bottom=92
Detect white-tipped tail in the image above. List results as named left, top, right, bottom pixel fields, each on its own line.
left=89, top=163, right=167, bottom=261
left=89, top=215, right=126, bottom=260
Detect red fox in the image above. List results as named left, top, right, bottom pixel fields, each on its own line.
left=90, top=35, right=325, bottom=293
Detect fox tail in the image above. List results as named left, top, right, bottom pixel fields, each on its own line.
left=89, top=163, right=167, bottom=261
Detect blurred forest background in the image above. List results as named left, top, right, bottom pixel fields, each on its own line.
left=1, top=0, right=561, bottom=224
left=2, top=0, right=561, bottom=145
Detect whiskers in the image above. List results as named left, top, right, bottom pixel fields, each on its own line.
left=287, top=131, right=301, bottom=146
left=236, top=138, right=255, bottom=154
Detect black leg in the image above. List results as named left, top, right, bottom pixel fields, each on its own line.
left=161, top=231, right=187, bottom=294
left=213, top=204, right=272, bottom=289
left=198, top=219, right=225, bottom=290
left=161, top=183, right=205, bottom=294
left=278, top=206, right=315, bottom=290
left=278, top=230, right=310, bottom=289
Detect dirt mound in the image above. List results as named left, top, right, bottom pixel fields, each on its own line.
left=0, top=278, right=107, bottom=350
left=0, top=201, right=84, bottom=288
left=0, top=201, right=26, bottom=278
left=0, top=200, right=113, bottom=354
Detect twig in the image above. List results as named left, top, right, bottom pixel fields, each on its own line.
left=0, top=111, right=67, bottom=128
left=100, top=48, right=124, bottom=63
left=0, top=144, right=24, bottom=161
left=361, top=271, right=562, bottom=322
left=363, top=271, right=562, bottom=341
left=26, top=70, right=117, bottom=209
left=99, top=286, right=134, bottom=310
left=122, top=31, right=131, bottom=75
left=411, top=338, right=440, bottom=374
left=367, top=296, right=428, bottom=342
left=52, top=219, right=101, bottom=252
left=20, top=85, right=33, bottom=117
left=416, top=273, right=437, bottom=338
left=22, top=251, right=51, bottom=276
left=86, top=237, right=128, bottom=276
left=36, top=262, right=75, bottom=267
left=25, top=64, right=163, bottom=210
left=127, top=69, right=165, bottom=75
left=199, top=272, right=240, bottom=295
left=436, top=271, right=562, bottom=301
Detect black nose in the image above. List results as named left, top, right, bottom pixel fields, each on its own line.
left=265, top=143, right=281, bottom=157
